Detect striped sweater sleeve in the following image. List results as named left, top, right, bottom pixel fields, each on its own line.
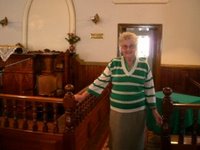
left=144, top=63, right=156, bottom=109
left=87, top=62, right=112, bottom=96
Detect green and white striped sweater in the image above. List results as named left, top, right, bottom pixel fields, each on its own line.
left=88, top=56, right=156, bottom=113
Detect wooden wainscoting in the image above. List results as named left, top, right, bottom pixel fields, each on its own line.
left=70, top=55, right=107, bottom=93
left=69, top=55, right=200, bottom=96
left=159, top=64, right=200, bottom=96
left=70, top=59, right=200, bottom=96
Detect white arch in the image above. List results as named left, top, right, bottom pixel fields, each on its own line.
left=22, top=0, right=76, bottom=49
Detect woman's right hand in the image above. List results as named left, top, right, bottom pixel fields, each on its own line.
left=74, top=94, right=85, bottom=102
left=74, top=91, right=89, bottom=102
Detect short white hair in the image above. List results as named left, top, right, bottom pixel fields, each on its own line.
left=119, top=32, right=138, bottom=46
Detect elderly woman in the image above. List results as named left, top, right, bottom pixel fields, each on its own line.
left=75, top=32, right=162, bottom=150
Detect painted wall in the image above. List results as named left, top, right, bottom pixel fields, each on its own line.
left=27, top=0, right=72, bottom=51
left=0, top=0, right=26, bottom=44
left=0, top=0, right=199, bottom=65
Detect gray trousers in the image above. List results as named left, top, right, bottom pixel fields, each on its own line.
left=109, top=109, right=146, bottom=150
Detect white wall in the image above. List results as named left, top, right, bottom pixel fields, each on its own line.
left=0, top=0, right=26, bottom=44
left=162, top=0, right=200, bottom=65
left=74, top=0, right=166, bottom=62
left=27, top=0, right=71, bottom=51
left=0, top=0, right=200, bottom=65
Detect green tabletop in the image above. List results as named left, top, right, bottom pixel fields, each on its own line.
left=146, top=91, right=200, bottom=134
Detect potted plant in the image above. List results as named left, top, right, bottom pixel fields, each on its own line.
left=65, top=33, right=80, bottom=53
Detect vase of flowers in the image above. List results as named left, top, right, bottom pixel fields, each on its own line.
left=65, top=33, right=80, bottom=53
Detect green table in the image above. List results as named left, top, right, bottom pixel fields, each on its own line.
left=146, top=91, right=200, bottom=134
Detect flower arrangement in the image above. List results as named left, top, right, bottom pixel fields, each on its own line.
left=65, top=33, right=80, bottom=45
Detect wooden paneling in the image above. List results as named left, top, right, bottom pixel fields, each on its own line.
left=70, top=54, right=200, bottom=96
left=2, top=53, right=200, bottom=97
left=0, top=129, right=63, bottom=150
left=0, top=53, right=66, bottom=96
left=71, top=55, right=107, bottom=92
left=1, top=54, right=36, bottom=95
left=159, top=65, right=200, bottom=96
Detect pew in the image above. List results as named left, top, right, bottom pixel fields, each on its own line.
left=161, top=87, right=200, bottom=150
left=0, top=83, right=110, bottom=150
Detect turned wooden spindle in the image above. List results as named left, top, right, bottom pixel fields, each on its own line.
left=192, top=109, right=198, bottom=144
left=53, top=103, right=59, bottom=133
left=178, top=108, right=185, bottom=144
left=161, top=87, right=174, bottom=150
left=13, top=100, right=19, bottom=128
left=42, top=102, right=48, bottom=132
left=22, top=100, right=28, bottom=130
left=32, top=102, right=38, bottom=131
left=3, top=99, right=9, bottom=127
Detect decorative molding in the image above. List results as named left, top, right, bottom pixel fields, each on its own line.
left=112, top=0, right=169, bottom=4
left=22, top=0, right=33, bottom=48
left=65, top=0, right=76, bottom=33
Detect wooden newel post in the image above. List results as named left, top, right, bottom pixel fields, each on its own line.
left=63, top=84, right=77, bottom=150
left=161, top=87, right=174, bottom=150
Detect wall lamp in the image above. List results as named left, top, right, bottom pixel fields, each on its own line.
left=0, top=17, right=8, bottom=27
left=91, top=13, right=100, bottom=24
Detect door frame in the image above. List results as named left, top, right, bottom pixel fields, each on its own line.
left=118, top=24, right=162, bottom=90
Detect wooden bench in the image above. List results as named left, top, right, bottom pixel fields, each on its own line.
left=161, top=87, right=200, bottom=150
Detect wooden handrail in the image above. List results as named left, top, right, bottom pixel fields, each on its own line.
left=174, top=103, right=200, bottom=109
left=0, top=93, right=63, bottom=103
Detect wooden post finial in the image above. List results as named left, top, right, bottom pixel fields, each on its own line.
left=163, top=87, right=173, bottom=97
left=65, top=84, right=74, bottom=94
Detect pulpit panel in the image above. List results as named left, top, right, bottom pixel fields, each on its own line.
left=1, top=54, right=36, bottom=95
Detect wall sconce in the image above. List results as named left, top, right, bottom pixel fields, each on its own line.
left=91, top=13, right=100, bottom=24
left=0, top=17, right=8, bottom=27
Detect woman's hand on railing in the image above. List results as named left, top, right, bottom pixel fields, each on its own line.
left=74, top=91, right=90, bottom=103
left=152, top=108, right=163, bottom=126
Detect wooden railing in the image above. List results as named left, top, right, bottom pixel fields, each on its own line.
left=161, top=87, right=200, bottom=150
left=0, top=87, right=66, bottom=133
left=0, top=84, right=110, bottom=150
